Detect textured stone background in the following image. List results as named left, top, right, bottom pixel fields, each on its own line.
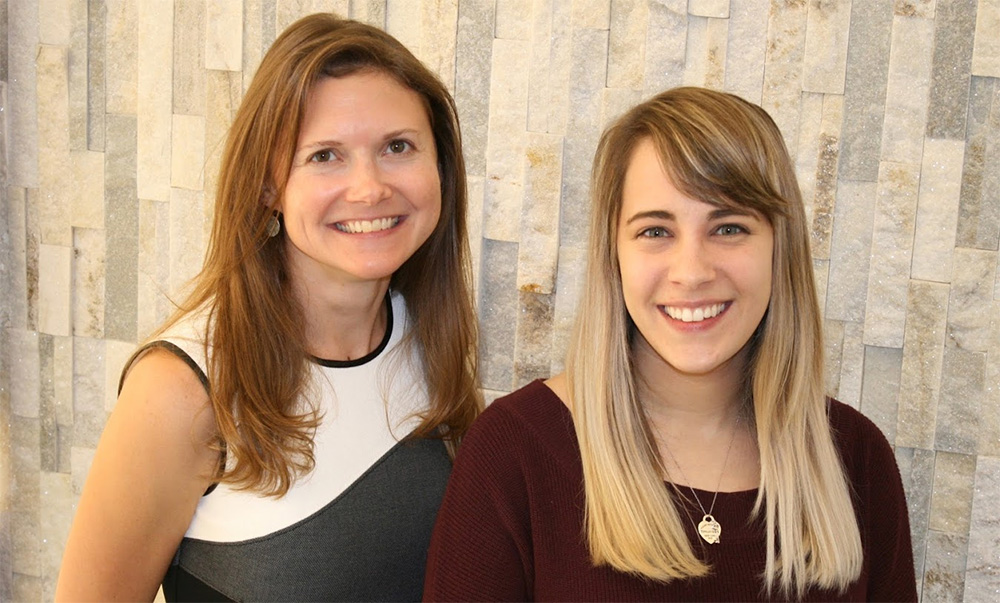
left=1, top=0, right=999, bottom=601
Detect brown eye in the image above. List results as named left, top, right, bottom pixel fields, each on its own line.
left=309, top=149, right=334, bottom=163
left=387, top=139, right=412, bottom=154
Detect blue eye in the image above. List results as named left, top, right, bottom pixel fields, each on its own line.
left=715, top=224, right=747, bottom=236
left=639, top=226, right=670, bottom=238
left=386, top=139, right=412, bottom=154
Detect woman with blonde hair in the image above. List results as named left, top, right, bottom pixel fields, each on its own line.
left=424, top=87, right=916, bottom=601
left=57, top=13, right=481, bottom=602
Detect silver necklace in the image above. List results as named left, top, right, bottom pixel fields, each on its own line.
left=657, top=416, right=739, bottom=545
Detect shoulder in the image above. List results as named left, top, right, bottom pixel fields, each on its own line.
left=826, top=399, right=898, bottom=483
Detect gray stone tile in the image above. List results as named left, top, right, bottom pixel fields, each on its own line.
left=930, top=451, right=976, bottom=534
left=823, top=319, right=844, bottom=399
left=860, top=345, right=903, bottom=444
left=550, top=244, right=586, bottom=375
left=922, top=530, right=969, bottom=602
left=813, top=258, right=829, bottom=317
left=839, top=0, right=893, bottom=181
left=455, top=0, right=494, bottom=178
left=513, top=290, right=555, bottom=388
left=897, top=280, right=948, bottom=449
left=12, top=574, right=42, bottom=603
left=467, top=176, right=484, bottom=298
left=105, top=0, right=137, bottom=115
left=516, top=133, right=562, bottom=294
left=137, top=199, right=170, bottom=340
left=894, top=0, right=936, bottom=19
left=527, top=0, right=572, bottom=135
left=723, top=0, right=768, bottom=104
left=0, top=0, right=7, bottom=81
left=68, top=0, right=89, bottom=152
left=836, top=321, right=865, bottom=409
left=911, top=139, right=965, bottom=283
left=957, top=77, right=1000, bottom=250
left=71, top=446, right=97, bottom=496
left=801, top=0, right=851, bottom=94
left=104, top=114, right=139, bottom=343
left=173, top=0, right=206, bottom=116
left=53, top=336, right=73, bottom=427
left=934, top=347, right=986, bottom=454
left=87, top=0, right=106, bottom=151
left=39, top=472, right=73, bottom=601
left=36, top=44, right=73, bottom=248
left=9, top=329, right=40, bottom=419
left=26, top=188, right=40, bottom=331
left=0, top=512, right=11, bottom=602
left=73, top=227, right=106, bottom=338
left=39, top=334, right=57, bottom=472
left=6, top=186, right=29, bottom=330
left=204, top=70, right=241, bottom=209
left=479, top=239, right=518, bottom=392
left=971, top=0, right=1000, bottom=77
left=608, top=0, right=648, bottom=91
left=947, top=248, right=997, bottom=352
left=983, top=302, right=1000, bottom=456
left=825, top=180, right=875, bottom=322
left=895, top=446, right=935, bottom=596
left=760, top=0, right=807, bottom=156
left=965, top=456, right=1000, bottom=600
left=483, top=389, right=508, bottom=406
left=8, top=0, right=39, bottom=187
left=926, top=0, right=976, bottom=139
left=881, top=16, right=934, bottom=165
left=641, top=0, right=685, bottom=96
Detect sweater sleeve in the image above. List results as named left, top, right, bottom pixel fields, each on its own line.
left=423, top=401, right=535, bottom=602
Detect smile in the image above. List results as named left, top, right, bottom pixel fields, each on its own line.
left=334, top=217, right=400, bottom=233
left=662, top=303, right=727, bottom=323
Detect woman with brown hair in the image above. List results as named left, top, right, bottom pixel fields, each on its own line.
left=424, top=87, right=916, bottom=601
left=56, top=13, right=481, bottom=602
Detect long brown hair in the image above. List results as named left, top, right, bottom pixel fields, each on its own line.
left=155, top=13, right=481, bottom=496
left=567, top=87, right=862, bottom=597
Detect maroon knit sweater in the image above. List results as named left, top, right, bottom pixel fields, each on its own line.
left=424, top=380, right=917, bottom=602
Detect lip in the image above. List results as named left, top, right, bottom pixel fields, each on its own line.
left=332, top=215, right=403, bottom=234
left=658, top=301, right=730, bottom=327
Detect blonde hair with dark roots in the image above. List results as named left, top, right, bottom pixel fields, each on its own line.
left=566, top=87, right=862, bottom=598
left=153, top=13, right=482, bottom=497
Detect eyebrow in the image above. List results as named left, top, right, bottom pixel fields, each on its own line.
left=624, top=207, right=754, bottom=225
left=297, top=128, right=423, bottom=153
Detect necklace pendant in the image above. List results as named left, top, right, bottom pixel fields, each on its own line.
left=698, top=514, right=722, bottom=544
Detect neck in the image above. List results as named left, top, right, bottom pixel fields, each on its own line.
left=292, top=274, right=391, bottom=362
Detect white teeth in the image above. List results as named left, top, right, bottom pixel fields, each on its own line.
left=335, top=217, right=400, bottom=233
left=664, top=303, right=725, bottom=323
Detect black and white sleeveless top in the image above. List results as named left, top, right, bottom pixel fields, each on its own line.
left=131, top=292, right=451, bottom=601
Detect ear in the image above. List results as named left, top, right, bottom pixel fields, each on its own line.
left=261, top=184, right=279, bottom=210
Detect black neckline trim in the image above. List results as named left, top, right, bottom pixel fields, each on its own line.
left=311, top=293, right=394, bottom=368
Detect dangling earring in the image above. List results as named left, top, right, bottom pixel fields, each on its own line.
left=266, top=210, right=281, bottom=237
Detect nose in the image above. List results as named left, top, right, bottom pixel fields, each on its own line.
left=669, top=236, right=715, bottom=287
left=345, top=157, right=392, bottom=205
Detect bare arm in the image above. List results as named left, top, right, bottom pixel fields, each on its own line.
left=55, top=348, right=220, bottom=602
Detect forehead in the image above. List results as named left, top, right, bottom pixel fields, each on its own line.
left=300, top=70, right=430, bottom=130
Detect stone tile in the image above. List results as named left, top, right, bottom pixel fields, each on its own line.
left=349, top=0, right=386, bottom=27
left=494, top=0, right=530, bottom=40
left=723, top=0, right=768, bottom=104
left=0, top=514, right=10, bottom=602
left=825, top=180, right=874, bottom=322
left=72, top=338, right=108, bottom=447
left=608, top=0, right=648, bottom=91
left=682, top=15, right=727, bottom=90
left=204, top=70, right=241, bottom=210
left=934, top=347, right=986, bottom=454
left=105, top=0, right=137, bottom=115
left=136, top=0, right=173, bottom=202
left=479, top=239, right=519, bottom=392
left=71, top=150, right=106, bottom=230
left=972, top=0, right=1000, bottom=77
left=947, top=248, right=997, bottom=351
left=73, top=227, right=106, bottom=339
left=911, top=138, right=965, bottom=283
left=926, top=0, right=976, bottom=139
left=688, top=0, right=729, bottom=18
left=983, top=303, right=1000, bottom=456
left=53, top=335, right=74, bottom=427
left=466, top=176, right=485, bottom=298
left=169, top=188, right=206, bottom=297
left=516, top=134, right=562, bottom=294
left=894, top=0, right=936, bottom=18
left=38, top=244, right=72, bottom=337
left=38, top=0, right=71, bottom=44
left=411, top=1, right=458, bottom=90
left=599, top=87, right=643, bottom=130
left=40, top=472, right=73, bottom=600
left=839, top=0, right=893, bottom=181
left=922, top=531, right=969, bottom=601
left=573, top=0, right=610, bottom=29
left=513, top=290, right=555, bottom=388
left=895, top=446, right=935, bottom=579
left=823, top=319, right=844, bottom=399
left=957, top=77, right=1000, bottom=250
left=881, top=16, right=934, bottom=165
left=8, top=0, right=39, bottom=187
left=40, top=335, right=58, bottom=473
left=87, top=0, right=107, bottom=150
left=483, top=389, right=508, bottom=405
left=897, top=280, right=948, bottom=449
left=68, top=0, right=89, bottom=152
left=137, top=199, right=170, bottom=340
left=929, top=451, right=976, bottom=533
left=11, top=511, right=40, bottom=578
left=277, top=1, right=348, bottom=35
left=71, top=446, right=97, bottom=496
left=8, top=329, right=40, bottom=419
left=550, top=244, right=586, bottom=375
left=12, top=574, right=43, bottom=602
left=836, top=321, right=865, bottom=409
left=795, top=92, right=823, bottom=245
left=26, top=188, right=41, bottom=331
left=171, top=114, right=206, bottom=191
left=813, top=258, right=829, bottom=317
left=863, top=161, right=919, bottom=348
left=965, top=456, right=1000, bottom=599
left=104, top=114, right=139, bottom=343
left=173, top=0, right=206, bottom=116
left=240, top=0, right=264, bottom=92
left=761, top=0, right=807, bottom=156
left=106, top=340, right=136, bottom=411
left=37, top=44, right=73, bottom=247
left=57, top=425, right=73, bottom=473
left=7, top=187, right=29, bottom=329
left=455, top=0, right=495, bottom=177
left=642, top=0, right=686, bottom=96
left=802, top=0, right=851, bottom=94
left=206, top=0, right=242, bottom=71
left=860, top=345, right=903, bottom=444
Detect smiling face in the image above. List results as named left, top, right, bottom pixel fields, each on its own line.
left=617, top=138, right=774, bottom=380
left=278, top=70, right=442, bottom=288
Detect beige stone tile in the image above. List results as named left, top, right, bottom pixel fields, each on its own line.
left=86, top=0, right=107, bottom=150
left=105, top=0, right=138, bottom=115
left=947, top=249, right=997, bottom=352
left=206, top=0, right=243, bottom=71
left=826, top=179, right=875, bottom=323
left=983, top=302, right=1000, bottom=456
left=467, top=176, right=485, bottom=299
left=929, top=451, right=976, bottom=534
left=823, top=319, right=844, bottom=398
left=761, top=0, right=807, bottom=157
left=12, top=575, right=42, bottom=602
left=53, top=336, right=74, bottom=427
left=683, top=16, right=727, bottom=90
left=859, top=345, right=903, bottom=444
left=881, top=16, right=934, bottom=165
left=106, top=340, right=138, bottom=413
left=689, top=0, right=729, bottom=18
left=600, top=87, right=643, bottom=130
left=513, top=290, right=555, bottom=387
left=277, top=0, right=349, bottom=34
left=416, top=0, right=458, bottom=90
left=516, top=133, right=562, bottom=295
left=171, top=114, right=206, bottom=191
left=608, top=0, right=648, bottom=91
left=527, top=0, right=573, bottom=134
left=863, top=161, right=919, bottom=348
left=68, top=0, right=89, bottom=152
left=72, top=338, right=108, bottom=445
left=169, top=188, right=206, bottom=297
left=7, top=186, right=30, bottom=330
left=894, top=0, right=936, bottom=18
left=39, top=0, right=72, bottom=45
left=71, top=151, right=106, bottom=230
left=39, top=472, right=73, bottom=601
left=813, top=258, right=829, bottom=317
left=897, top=280, right=948, bottom=448
left=641, top=0, right=686, bottom=96
left=795, top=92, right=824, bottom=240
left=137, top=199, right=170, bottom=340
left=724, top=0, right=769, bottom=104
left=9, top=0, right=40, bottom=187
left=550, top=244, right=586, bottom=375
left=895, top=446, right=934, bottom=585
left=837, top=321, right=864, bottom=409
left=495, top=0, right=530, bottom=40
left=38, top=244, right=72, bottom=337
left=972, top=0, right=1000, bottom=77
left=911, top=138, right=965, bottom=283
left=922, top=530, right=969, bottom=602
left=204, top=70, right=241, bottom=219
left=70, top=446, right=97, bottom=496
left=37, top=44, right=73, bottom=247
left=173, top=0, right=206, bottom=116
left=573, top=0, right=610, bottom=29
left=801, top=0, right=851, bottom=94
left=349, top=0, right=386, bottom=26
left=964, top=456, right=1000, bottom=598
left=455, top=0, right=495, bottom=173
left=241, top=0, right=265, bottom=93
left=73, top=228, right=106, bottom=339
left=8, top=329, right=40, bottom=419
left=136, top=1, right=174, bottom=202
left=935, top=347, right=986, bottom=454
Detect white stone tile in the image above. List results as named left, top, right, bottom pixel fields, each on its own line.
left=8, top=0, right=40, bottom=187
left=38, top=244, right=72, bottom=337
left=53, top=336, right=74, bottom=427
left=483, top=38, right=529, bottom=243
left=837, top=321, right=865, bottom=409
left=8, top=329, right=40, bottom=418
left=573, top=0, right=610, bottom=29
left=169, top=188, right=207, bottom=297
left=724, top=0, right=769, bottom=104
left=171, top=114, right=206, bottom=191
left=965, top=456, right=1000, bottom=600
left=683, top=16, right=727, bottom=90
left=136, top=1, right=174, bottom=202
left=71, top=151, right=106, bottom=230
left=761, top=0, right=807, bottom=156
left=106, top=339, right=139, bottom=413
left=495, top=0, right=531, bottom=40
left=911, top=138, right=965, bottom=283
left=897, top=280, right=949, bottom=449
left=39, top=471, right=73, bottom=600
left=947, top=248, right=997, bottom=352
left=105, top=0, right=138, bottom=116
left=929, top=451, right=977, bottom=534
left=864, top=161, right=919, bottom=348
left=801, top=0, right=851, bottom=94
left=881, top=16, right=934, bottom=165
left=415, top=0, right=459, bottom=90
left=36, top=44, right=73, bottom=247
left=826, top=180, right=875, bottom=323
left=38, top=0, right=72, bottom=45
left=516, top=133, right=563, bottom=295
left=607, top=0, right=648, bottom=91
left=642, top=0, right=686, bottom=96
left=550, top=244, right=586, bottom=375
left=527, top=0, right=573, bottom=135
left=688, top=0, right=729, bottom=18
left=972, top=0, right=1000, bottom=77
left=206, top=0, right=243, bottom=71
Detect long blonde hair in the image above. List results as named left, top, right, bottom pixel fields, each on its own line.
left=566, top=87, right=863, bottom=598
left=152, top=14, right=482, bottom=496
